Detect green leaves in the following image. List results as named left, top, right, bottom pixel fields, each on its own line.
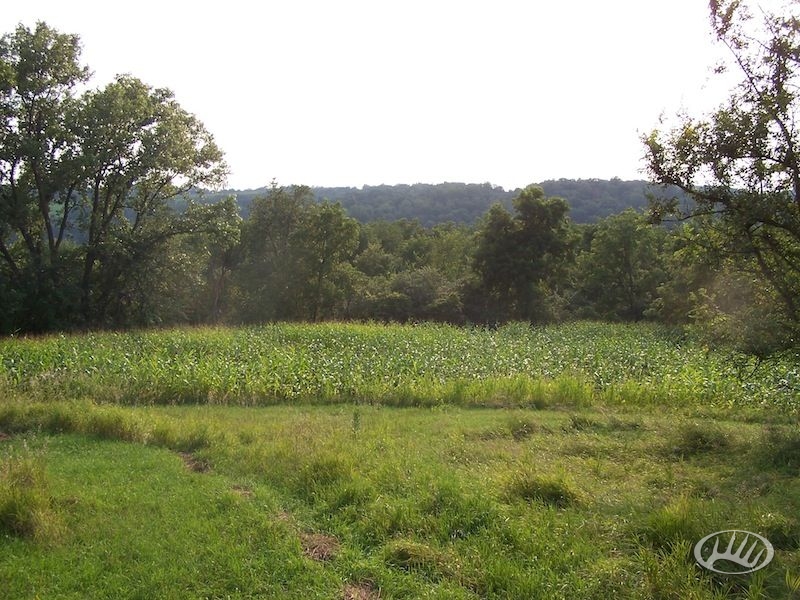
left=473, top=185, right=574, bottom=322
left=0, top=22, right=230, bottom=330
left=645, top=1, right=800, bottom=342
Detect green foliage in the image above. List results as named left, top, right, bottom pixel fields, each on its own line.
left=639, top=496, right=711, bottom=552
left=573, top=209, right=667, bottom=321
left=1, top=397, right=799, bottom=598
left=472, top=185, right=575, bottom=322
left=645, top=0, right=800, bottom=346
left=0, top=22, right=232, bottom=332
left=0, top=322, right=796, bottom=411
left=755, top=426, right=800, bottom=474
left=383, top=540, right=452, bottom=580
left=506, top=416, right=539, bottom=441
left=668, top=422, right=731, bottom=457
left=214, top=179, right=675, bottom=226
left=505, top=471, right=581, bottom=508
left=235, top=184, right=359, bottom=322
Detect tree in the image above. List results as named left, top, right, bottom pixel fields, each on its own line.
left=0, top=22, right=230, bottom=330
left=572, top=210, right=667, bottom=321
left=236, top=185, right=359, bottom=322
left=236, top=183, right=314, bottom=322
left=0, top=23, right=89, bottom=329
left=644, top=0, right=800, bottom=346
left=77, top=77, right=229, bottom=325
left=293, top=201, right=359, bottom=321
left=472, top=185, right=574, bottom=322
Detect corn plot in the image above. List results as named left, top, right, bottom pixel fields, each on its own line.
left=0, top=322, right=797, bottom=411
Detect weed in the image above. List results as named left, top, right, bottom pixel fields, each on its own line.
left=754, top=512, right=799, bottom=550
left=636, top=541, right=717, bottom=599
left=85, top=407, right=146, bottom=442
left=294, top=456, right=351, bottom=501
left=566, top=414, right=601, bottom=432
left=507, top=416, right=537, bottom=441
left=606, top=415, right=643, bottom=431
left=639, top=495, right=710, bottom=551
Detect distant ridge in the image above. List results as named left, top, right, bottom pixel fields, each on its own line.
left=204, top=179, right=676, bottom=226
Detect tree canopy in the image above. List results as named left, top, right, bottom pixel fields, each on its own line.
left=645, top=0, right=800, bottom=348
left=0, top=22, right=232, bottom=329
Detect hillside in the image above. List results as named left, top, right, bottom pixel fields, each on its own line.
left=205, top=179, right=679, bottom=226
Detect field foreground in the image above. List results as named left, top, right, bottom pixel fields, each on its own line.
left=0, top=322, right=799, bottom=598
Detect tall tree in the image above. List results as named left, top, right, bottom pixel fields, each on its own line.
left=472, top=185, right=574, bottom=322
left=0, top=22, right=230, bottom=330
left=0, top=22, right=89, bottom=329
left=572, top=210, right=667, bottom=321
left=236, top=183, right=314, bottom=322
left=644, top=0, right=800, bottom=341
left=236, top=186, right=359, bottom=322
left=75, top=75, right=229, bottom=323
left=293, top=201, right=359, bottom=321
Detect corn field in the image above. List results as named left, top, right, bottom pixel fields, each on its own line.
left=0, top=322, right=797, bottom=411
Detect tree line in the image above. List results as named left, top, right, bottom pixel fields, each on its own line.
left=2, top=2, right=799, bottom=356
left=204, top=178, right=680, bottom=227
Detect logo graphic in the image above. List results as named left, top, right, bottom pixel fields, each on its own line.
left=694, top=530, right=774, bottom=574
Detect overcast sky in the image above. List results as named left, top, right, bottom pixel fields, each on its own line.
left=1, top=1, right=751, bottom=190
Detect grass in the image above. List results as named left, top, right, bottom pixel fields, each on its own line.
left=0, top=402, right=799, bottom=598
left=0, top=442, right=64, bottom=544
left=0, top=321, right=798, bottom=598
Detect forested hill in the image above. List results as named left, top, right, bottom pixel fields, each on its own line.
left=207, top=179, right=672, bottom=226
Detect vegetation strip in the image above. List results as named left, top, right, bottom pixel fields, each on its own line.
left=0, top=322, right=797, bottom=412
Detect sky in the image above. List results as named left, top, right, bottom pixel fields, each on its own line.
left=0, top=1, right=749, bottom=191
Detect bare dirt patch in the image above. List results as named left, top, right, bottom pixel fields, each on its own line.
left=300, top=532, right=340, bottom=561
left=0, top=432, right=11, bottom=442
left=343, top=581, right=381, bottom=599
left=179, top=452, right=211, bottom=473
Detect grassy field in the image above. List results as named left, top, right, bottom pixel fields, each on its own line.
left=0, top=322, right=799, bottom=599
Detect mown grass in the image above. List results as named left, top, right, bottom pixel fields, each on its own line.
left=0, top=321, right=797, bottom=411
left=0, top=400, right=799, bottom=598
left=0, top=321, right=799, bottom=598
